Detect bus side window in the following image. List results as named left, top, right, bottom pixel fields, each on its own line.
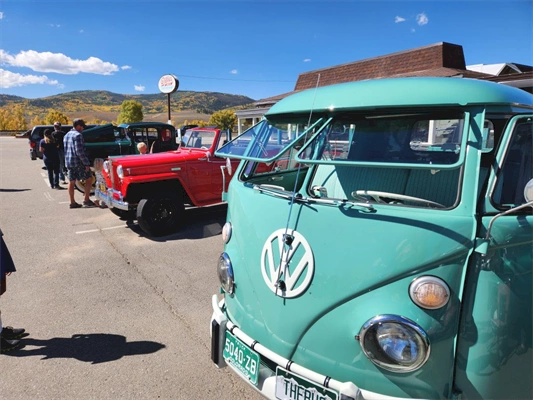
left=494, top=120, right=533, bottom=206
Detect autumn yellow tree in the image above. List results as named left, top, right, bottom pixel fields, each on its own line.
left=45, top=109, right=69, bottom=125
left=0, top=104, right=28, bottom=130
left=183, top=119, right=209, bottom=127
left=208, top=109, right=236, bottom=131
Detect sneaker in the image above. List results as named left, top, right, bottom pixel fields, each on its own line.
left=1, top=326, right=26, bottom=340
left=0, top=337, right=21, bottom=353
left=61, top=181, right=67, bottom=184
left=70, top=202, right=82, bottom=209
left=83, top=200, right=96, bottom=207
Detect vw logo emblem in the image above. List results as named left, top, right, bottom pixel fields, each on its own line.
left=261, top=229, right=314, bottom=298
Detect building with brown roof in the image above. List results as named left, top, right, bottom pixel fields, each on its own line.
left=235, top=42, right=533, bottom=133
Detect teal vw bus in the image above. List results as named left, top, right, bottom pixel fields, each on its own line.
left=210, top=77, right=533, bottom=400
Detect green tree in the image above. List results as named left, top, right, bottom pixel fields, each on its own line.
left=45, top=109, right=69, bottom=125
left=117, top=100, right=143, bottom=124
left=208, top=109, right=236, bottom=131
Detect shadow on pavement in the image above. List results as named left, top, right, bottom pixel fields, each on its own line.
left=3, top=333, right=165, bottom=364
left=0, top=188, right=31, bottom=192
left=127, top=203, right=228, bottom=242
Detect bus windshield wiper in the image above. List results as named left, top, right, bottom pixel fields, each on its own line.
left=253, top=184, right=374, bottom=210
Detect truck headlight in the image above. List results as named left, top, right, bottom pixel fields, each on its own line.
left=217, top=252, right=234, bottom=296
left=103, top=160, right=109, bottom=173
left=116, top=165, right=124, bottom=179
left=358, top=314, right=430, bottom=373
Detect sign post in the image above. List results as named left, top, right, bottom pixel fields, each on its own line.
left=157, top=74, right=179, bottom=124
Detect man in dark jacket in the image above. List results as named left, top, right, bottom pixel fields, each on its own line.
left=52, top=122, right=67, bottom=184
left=0, top=229, right=25, bottom=353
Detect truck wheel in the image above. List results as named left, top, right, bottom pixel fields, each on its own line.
left=74, top=171, right=96, bottom=195
left=110, top=208, right=136, bottom=221
left=137, top=194, right=184, bottom=236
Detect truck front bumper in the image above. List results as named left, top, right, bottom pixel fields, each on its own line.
left=210, top=294, right=423, bottom=400
left=95, top=186, right=129, bottom=211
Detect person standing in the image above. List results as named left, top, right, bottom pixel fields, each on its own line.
left=64, top=119, right=95, bottom=209
left=52, top=122, right=67, bottom=184
left=0, top=228, right=25, bottom=353
left=39, top=129, right=61, bottom=189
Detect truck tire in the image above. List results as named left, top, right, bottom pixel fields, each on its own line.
left=136, top=193, right=184, bottom=236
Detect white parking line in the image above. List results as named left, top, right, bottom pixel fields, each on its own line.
left=44, top=192, right=53, bottom=201
left=76, top=225, right=127, bottom=234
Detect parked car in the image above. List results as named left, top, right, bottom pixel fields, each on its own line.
left=28, top=124, right=97, bottom=160
left=210, top=77, right=533, bottom=400
left=71, top=122, right=177, bottom=194
left=96, top=127, right=239, bottom=236
left=121, top=122, right=178, bottom=153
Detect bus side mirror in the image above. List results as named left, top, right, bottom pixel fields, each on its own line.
left=524, top=179, right=533, bottom=202
left=481, top=178, right=533, bottom=251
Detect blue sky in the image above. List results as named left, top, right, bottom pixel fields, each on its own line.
left=1, top=0, right=532, bottom=101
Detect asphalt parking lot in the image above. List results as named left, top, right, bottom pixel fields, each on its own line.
left=0, top=137, right=261, bottom=400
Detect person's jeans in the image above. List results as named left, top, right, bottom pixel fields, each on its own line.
left=57, top=149, right=66, bottom=181
left=44, top=159, right=60, bottom=188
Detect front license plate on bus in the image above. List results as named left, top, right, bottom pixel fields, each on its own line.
left=223, top=331, right=260, bottom=386
left=275, top=367, right=338, bottom=400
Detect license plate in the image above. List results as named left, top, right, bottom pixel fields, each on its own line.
left=223, top=331, right=260, bottom=386
left=275, top=367, right=338, bottom=400
left=99, top=183, right=107, bottom=192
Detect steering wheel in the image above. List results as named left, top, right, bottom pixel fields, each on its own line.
left=352, top=190, right=445, bottom=208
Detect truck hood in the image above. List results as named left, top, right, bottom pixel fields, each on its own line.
left=109, top=148, right=206, bottom=172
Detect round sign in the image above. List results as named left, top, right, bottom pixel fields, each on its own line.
left=158, top=74, right=179, bottom=94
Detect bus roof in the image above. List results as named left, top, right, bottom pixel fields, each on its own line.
left=266, top=77, right=533, bottom=115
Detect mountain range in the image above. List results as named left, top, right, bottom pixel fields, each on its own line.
left=0, top=90, right=256, bottom=124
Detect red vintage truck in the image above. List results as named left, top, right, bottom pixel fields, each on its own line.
left=96, top=127, right=238, bottom=236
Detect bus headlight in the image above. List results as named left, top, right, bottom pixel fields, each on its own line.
left=358, top=315, right=430, bottom=373
left=217, top=252, right=234, bottom=296
left=116, top=165, right=124, bottom=179
left=222, top=222, right=232, bottom=244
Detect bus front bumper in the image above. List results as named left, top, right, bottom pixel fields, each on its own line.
left=210, top=294, right=422, bottom=400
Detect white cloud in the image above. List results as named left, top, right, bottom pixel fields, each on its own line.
left=303, top=58, right=311, bottom=62
left=134, top=85, right=145, bottom=92
left=49, top=24, right=61, bottom=28
left=416, top=13, right=428, bottom=25
left=230, top=69, right=238, bottom=74
left=0, top=12, right=4, bottom=20
left=121, top=65, right=132, bottom=70
left=395, top=16, right=406, bottom=23
left=79, top=30, right=84, bottom=33
left=0, top=49, right=119, bottom=75
left=0, top=68, right=61, bottom=88
left=411, top=28, right=416, bottom=33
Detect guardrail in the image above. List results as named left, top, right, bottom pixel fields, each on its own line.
left=0, top=131, right=27, bottom=137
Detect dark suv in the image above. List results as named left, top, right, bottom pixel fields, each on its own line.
left=28, top=124, right=96, bottom=160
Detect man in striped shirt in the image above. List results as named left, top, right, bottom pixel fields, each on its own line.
left=64, top=119, right=95, bottom=208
